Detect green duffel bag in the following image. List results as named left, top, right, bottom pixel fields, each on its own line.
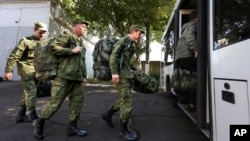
left=170, top=68, right=197, bottom=93
left=133, top=71, right=159, bottom=94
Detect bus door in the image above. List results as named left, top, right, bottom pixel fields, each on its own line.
left=209, top=0, right=250, bottom=141
left=176, top=9, right=205, bottom=123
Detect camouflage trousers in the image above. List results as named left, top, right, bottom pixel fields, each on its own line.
left=113, top=78, right=133, bottom=123
left=19, top=75, right=39, bottom=112
left=40, top=77, right=84, bottom=121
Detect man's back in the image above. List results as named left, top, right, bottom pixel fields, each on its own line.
left=175, top=20, right=197, bottom=61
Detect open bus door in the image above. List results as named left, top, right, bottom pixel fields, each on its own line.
left=174, top=3, right=211, bottom=137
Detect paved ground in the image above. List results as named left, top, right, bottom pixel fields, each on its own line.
left=0, top=81, right=209, bottom=141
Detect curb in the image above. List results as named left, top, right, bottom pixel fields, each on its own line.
left=86, top=83, right=115, bottom=87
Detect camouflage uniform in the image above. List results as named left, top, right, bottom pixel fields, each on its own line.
left=110, top=35, right=137, bottom=123
left=40, top=31, right=87, bottom=121
left=102, top=25, right=144, bottom=141
left=5, top=36, right=40, bottom=112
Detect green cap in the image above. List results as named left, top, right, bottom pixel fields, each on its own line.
left=129, top=25, right=145, bottom=33
left=72, top=19, right=90, bottom=26
left=34, top=22, right=48, bottom=31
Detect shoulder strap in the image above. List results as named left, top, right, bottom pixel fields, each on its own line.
left=119, top=43, right=132, bottom=68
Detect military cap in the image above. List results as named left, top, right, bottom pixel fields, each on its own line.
left=72, top=19, right=90, bottom=26
left=34, top=22, right=48, bottom=31
left=129, top=25, right=145, bottom=34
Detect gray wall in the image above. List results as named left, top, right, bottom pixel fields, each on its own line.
left=0, top=26, right=33, bottom=80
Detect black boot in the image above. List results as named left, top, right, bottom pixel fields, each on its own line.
left=16, top=107, right=31, bottom=123
left=30, top=110, right=39, bottom=120
left=33, top=118, right=45, bottom=140
left=68, top=121, right=87, bottom=137
left=102, top=107, right=118, bottom=128
left=119, top=120, right=137, bottom=141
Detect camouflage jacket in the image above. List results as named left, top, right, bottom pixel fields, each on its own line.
left=5, top=35, right=40, bottom=76
left=110, top=35, right=136, bottom=78
left=49, top=31, right=87, bottom=81
left=175, top=21, right=197, bottom=61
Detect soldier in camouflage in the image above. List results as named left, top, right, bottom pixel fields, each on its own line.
left=4, top=22, right=48, bottom=123
left=33, top=19, right=89, bottom=140
left=102, top=25, right=145, bottom=141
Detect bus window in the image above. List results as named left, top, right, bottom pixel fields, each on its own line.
left=163, top=20, right=175, bottom=65
left=214, top=0, right=250, bottom=49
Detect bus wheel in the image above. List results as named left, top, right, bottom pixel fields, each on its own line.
left=166, top=76, right=171, bottom=94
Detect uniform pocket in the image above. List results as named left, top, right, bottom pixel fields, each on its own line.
left=27, top=42, right=37, bottom=57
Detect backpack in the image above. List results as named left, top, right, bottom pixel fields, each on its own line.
left=92, top=38, right=119, bottom=81
left=34, top=38, right=59, bottom=81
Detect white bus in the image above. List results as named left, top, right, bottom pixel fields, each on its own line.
left=160, top=0, right=250, bottom=140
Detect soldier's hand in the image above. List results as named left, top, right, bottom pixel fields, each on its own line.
left=82, top=79, right=87, bottom=87
left=72, top=46, right=82, bottom=54
left=112, top=74, right=120, bottom=83
left=194, top=52, right=198, bottom=58
left=4, top=72, right=12, bottom=80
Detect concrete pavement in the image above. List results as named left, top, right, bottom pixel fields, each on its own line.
left=0, top=81, right=208, bottom=141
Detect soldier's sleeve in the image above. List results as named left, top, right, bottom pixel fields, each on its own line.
left=186, top=22, right=197, bottom=52
left=49, top=32, right=73, bottom=56
left=110, top=37, right=125, bottom=74
left=4, top=38, right=27, bottom=73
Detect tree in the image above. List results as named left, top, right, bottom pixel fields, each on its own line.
left=58, top=0, right=175, bottom=72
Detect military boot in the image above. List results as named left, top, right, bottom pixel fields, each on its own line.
left=68, top=121, right=87, bottom=137
left=33, top=118, right=45, bottom=140
left=102, top=107, right=118, bottom=128
left=16, top=107, right=32, bottom=123
left=119, top=120, right=137, bottom=141
left=30, top=110, right=39, bottom=120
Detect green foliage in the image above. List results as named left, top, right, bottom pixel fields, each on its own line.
left=58, top=0, right=175, bottom=65
left=149, top=71, right=160, bottom=82
left=58, top=0, right=175, bottom=40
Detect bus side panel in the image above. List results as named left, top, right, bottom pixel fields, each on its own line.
left=213, top=79, right=250, bottom=141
